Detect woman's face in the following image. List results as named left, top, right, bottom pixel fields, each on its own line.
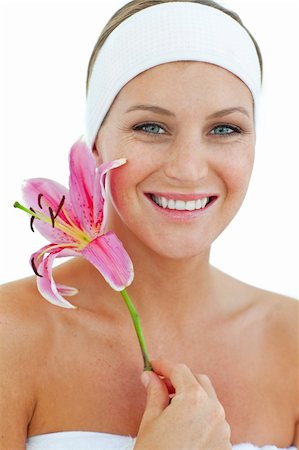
left=95, top=61, right=255, bottom=259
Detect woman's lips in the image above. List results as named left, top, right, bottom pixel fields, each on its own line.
left=146, top=192, right=217, bottom=212
left=144, top=193, right=218, bottom=221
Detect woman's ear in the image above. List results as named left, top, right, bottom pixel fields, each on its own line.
left=92, top=142, right=103, bottom=167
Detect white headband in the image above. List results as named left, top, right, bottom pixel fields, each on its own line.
left=86, top=2, right=261, bottom=149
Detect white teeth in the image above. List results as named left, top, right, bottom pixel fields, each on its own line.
left=168, top=199, right=175, bottom=209
left=201, top=197, right=208, bottom=208
left=151, top=195, right=210, bottom=211
left=161, top=197, right=168, bottom=208
left=195, top=199, right=202, bottom=209
left=175, top=200, right=185, bottom=210
left=185, top=200, right=196, bottom=211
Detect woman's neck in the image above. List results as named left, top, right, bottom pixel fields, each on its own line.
left=107, top=214, right=211, bottom=292
left=61, top=215, right=237, bottom=323
left=126, top=249, right=213, bottom=315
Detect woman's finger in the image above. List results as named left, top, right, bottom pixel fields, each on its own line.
left=195, top=374, right=218, bottom=400
left=151, top=360, right=200, bottom=394
left=139, top=370, right=170, bottom=426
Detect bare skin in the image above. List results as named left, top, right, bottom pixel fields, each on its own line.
left=0, top=260, right=298, bottom=448
left=0, top=62, right=298, bottom=448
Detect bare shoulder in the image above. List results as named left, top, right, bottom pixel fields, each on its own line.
left=216, top=268, right=298, bottom=337
left=264, top=291, right=299, bottom=439
left=238, top=283, right=298, bottom=358
left=0, top=276, right=53, bottom=334
left=237, top=283, right=298, bottom=441
left=252, top=288, right=299, bottom=418
left=255, top=288, right=298, bottom=343
left=0, top=276, right=54, bottom=366
left=0, top=277, right=52, bottom=446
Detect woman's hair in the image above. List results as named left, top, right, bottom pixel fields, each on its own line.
left=86, top=0, right=263, bottom=122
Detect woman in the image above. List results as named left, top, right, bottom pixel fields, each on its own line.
left=0, top=0, right=298, bottom=449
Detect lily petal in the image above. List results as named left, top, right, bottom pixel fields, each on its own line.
left=56, top=284, right=79, bottom=297
left=23, top=178, right=79, bottom=243
left=32, top=247, right=79, bottom=308
left=94, top=158, right=127, bottom=233
left=69, top=139, right=96, bottom=235
left=81, top=232, right=134, bottom=291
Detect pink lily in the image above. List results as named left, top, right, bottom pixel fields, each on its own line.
left=14, top=139, right=134, bottom=309
left=14, top=139, right=152, bottom=371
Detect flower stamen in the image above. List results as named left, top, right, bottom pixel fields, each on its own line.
left=55, top=195, right=65, bottom=218
left=31, top=257, right=43, bottom=277
left=38, top=193, right=44, bottom=209
left=14, top=200, right=87, bottom=242
left=48, top=196, right=65, bottom=228
left=30, top=207, right=37, bottom=232
left=36, top=243, right=78, bottom=263
left=61, top=207, right=81, bottom=233
left=49, top=207, right=55, bottom=228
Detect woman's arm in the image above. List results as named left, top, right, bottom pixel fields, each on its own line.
left=0, top=284, right=40, bottom=448
left=294, top=422, right=299, bottom=448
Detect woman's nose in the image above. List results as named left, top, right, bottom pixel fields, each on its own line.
left=163, top=137, right=209, bottom=184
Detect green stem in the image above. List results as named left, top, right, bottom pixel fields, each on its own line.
left=120, top=289, right=152, bottom=371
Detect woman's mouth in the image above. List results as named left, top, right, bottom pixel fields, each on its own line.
left=147, top=193, right=216, bottom=211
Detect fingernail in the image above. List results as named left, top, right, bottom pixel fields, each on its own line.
left=141, top=371, right=150, bottom=387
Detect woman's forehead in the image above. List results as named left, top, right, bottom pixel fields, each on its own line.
left=114, top=61, right=253, bottom=112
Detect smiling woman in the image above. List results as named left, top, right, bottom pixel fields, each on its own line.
left=0, top=1, right=298, bottom=449
left=96, top=61, right=256, bottom=261
left=1, top=1, right=298, bottom=294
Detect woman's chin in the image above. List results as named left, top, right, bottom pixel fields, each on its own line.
left=142, top=237, right=211, bottom=261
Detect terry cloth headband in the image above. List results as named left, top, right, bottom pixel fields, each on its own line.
left=85, top=1, right=261, bottom=149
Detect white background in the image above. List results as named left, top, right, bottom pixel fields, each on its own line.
left=0, top=0, right=298, bottom=298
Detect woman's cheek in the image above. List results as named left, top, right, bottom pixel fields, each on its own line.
left=106, top=163, right=140, bottom=218
left=107, top=170, right=126, bottom=209
left=220, top=145, right=254, bottom=194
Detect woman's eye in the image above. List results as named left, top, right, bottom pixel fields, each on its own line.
left=210, top=124, right=241, bottom=136
left=133, top=123, right=166, bottom=135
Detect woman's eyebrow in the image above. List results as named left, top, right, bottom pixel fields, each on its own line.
left=207, top=107, right=250, bottom=119
left=125, top=104, right=250, bottom=118
left=125, top=104, right=175, bottom=117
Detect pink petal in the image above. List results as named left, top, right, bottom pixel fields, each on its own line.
left=81, top=232, right=134, bottom=291
left=23, top=178, right=79, bottom=243
left=56, top=284, right=79, bottom=296
left=69, top=139, right=96, bottom=235
left=31, top=246, right=79, bottom=308
left=94, top=158, right=127, bottom=232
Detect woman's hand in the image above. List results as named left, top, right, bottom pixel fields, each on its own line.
left=134, top=360, right=232, bottom=450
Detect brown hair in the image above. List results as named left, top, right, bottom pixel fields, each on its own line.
left=86, top=0, right=263, bottom=119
